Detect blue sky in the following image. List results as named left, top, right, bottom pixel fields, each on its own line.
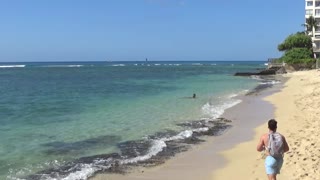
left=0, top=0, right=304, bottom=62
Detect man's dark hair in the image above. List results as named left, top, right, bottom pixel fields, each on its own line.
left=268, top=119, right=277, bottom=131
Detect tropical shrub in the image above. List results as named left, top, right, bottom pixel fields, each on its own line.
left=282, top=58, right=315, bottom=64
left=279, top=48, right=314, bottom=64
left=278, top=33, right=312, bottom=51
left=282, top=48, right=312, bottom=59
left=277, top=32, right=315, bottom=66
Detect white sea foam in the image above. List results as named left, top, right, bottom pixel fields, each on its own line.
left=120, top=129, right=198, bottom=165
left=162, top=130, right=193, bottom=141
left=211, top=64, right=217, bottom=65
left=228, top=93, right=238, bottom=98
left=67, top=65, right=83, bottom=67
left=112, top=64, right=125, bottom=67
left=0, top=65, right=25, bottom=68
left=121, top=140, right=167, bottom=164
left=46, top=159, right=113, bottom=180
left=59, top=164, right=97, bottom=180
left=201, top=99, right=242, bottom=119
left=191, top=63, right=202, bottom=66
left=192, top=127, right=209, bottom=133
left=41, top=65, right=83, bottom=68
left=259, top=80, right=280, bottom=85
left=154, top=64, right=161, bottom=66
left=121, top=129, right=203, bottom=164
left=250, top=75, right=263, bottom=80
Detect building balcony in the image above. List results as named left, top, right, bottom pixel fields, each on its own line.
left=312, top=36, right=320, bottom=41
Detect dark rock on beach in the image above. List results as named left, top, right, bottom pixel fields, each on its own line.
left=276, top=67, right=287, bottom=74
left=234, top=69, right=276, bottom=76
left=117, top=140, right=153, bottom=158
left=234, top=66, right=286, bottom=76
left=216, top=117, right=232, bottom=123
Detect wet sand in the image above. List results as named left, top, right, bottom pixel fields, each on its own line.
left=92, top=76, right=284, bottom=180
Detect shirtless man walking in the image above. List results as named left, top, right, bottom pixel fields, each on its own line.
left=256, top=119, right=289, bottom=180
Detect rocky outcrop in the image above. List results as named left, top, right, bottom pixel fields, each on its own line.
left=234, top=69, right=276, bottom=76
left=276, top=67, right=287, bottom=74
left=234, top=66, right=286, bottom=76
left=284, top=63, right=314, bottom=72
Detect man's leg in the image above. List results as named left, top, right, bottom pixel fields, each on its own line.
left=267, top=174, right=276, bottom=180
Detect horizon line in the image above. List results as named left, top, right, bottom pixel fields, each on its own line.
left=0, top=60, right=268, bottom=63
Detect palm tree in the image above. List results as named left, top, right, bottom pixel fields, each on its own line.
left=302, top=16, right=320, bottom=62
left=302, top=16, right=319, bottom=36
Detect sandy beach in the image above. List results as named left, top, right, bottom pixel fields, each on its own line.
left=213, top=70, right=320, bottom=180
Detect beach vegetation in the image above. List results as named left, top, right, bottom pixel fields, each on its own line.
left=278, top=33, right=315, bottom=65
left=278, top=33, right=312, bottom=51
left=279, top=48, right=314, bottom=64
left=281, top=48, right=313, bottom=60
left=280, top=48, right=316, bottom=70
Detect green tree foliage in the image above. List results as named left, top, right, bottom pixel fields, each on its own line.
left=280, top=48, right=313, bottom=63
left=278, top=33, right=312, bottom=51
left=280, top=48, right=315, bottom=64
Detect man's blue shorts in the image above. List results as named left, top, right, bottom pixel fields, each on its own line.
left=265, top=156, right=283, bottom=175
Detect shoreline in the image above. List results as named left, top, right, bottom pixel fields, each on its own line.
left=213, top=70, right=320, bottom=179
left=91, top=76, right=285, bottom=180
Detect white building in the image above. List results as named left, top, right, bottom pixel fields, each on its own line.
left=305, top=0, right=320, bottom=55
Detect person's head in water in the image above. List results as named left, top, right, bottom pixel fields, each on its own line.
left=268, top=119, right=277, bottom=131
left=192, top=93, right=196, bottom=98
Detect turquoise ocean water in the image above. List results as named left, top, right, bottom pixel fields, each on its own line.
left=0, top=61, right=266, bottom=180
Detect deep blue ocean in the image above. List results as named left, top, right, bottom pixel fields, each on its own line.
left=0, top=61, right=267, bottom=180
